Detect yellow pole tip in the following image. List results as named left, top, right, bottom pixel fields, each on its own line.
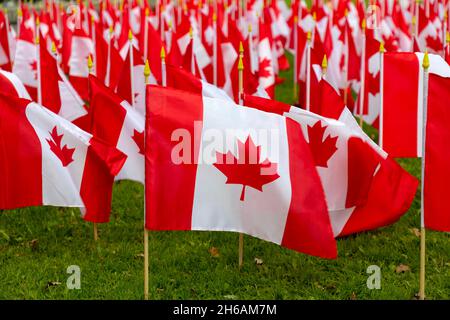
left=109, top=25, right=114, bottom=34
left=412, top=16, right=416, bottom=25
left=422, top=51, right=430, bottom=70
left=238, top=56, right=244, bottom=70
left=36, top=17, right=40, bottom=26
left=248, top=23, right=252, bottom=33
left=213, top=12, right=217, bottom=22
left=446, top=32, right=450, bottom=44
left=307, top=31, right=311, bottom=41
left=294, top=15, right=298, bottom=23
left=128, top=30, right=133, bottom=41
left=145, top=7, right=150, bottom=17
left=379, top=41, right=385, bottom=53
left=18, top=8, right=23, bottom=17
left=51, top=41, right=57, bottom=54
left=344, top=9, right=348, bottom=17
left=189, top=27, right=193, bottom=38
left=144, top=60, right=151, bottom=78
left=313, top=12, right=317, bottom=21
left=160, top=46, right=166, bottom=59
left=361, top=18, right=366, bottom=30
left=239, top=41, right=244, bottom=54
left=321, top=54, right=328, bottom=70
left=88, top=54, right=93, bottom=70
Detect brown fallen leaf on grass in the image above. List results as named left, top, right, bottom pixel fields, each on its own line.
left=350, top=292, right=357, bottom=300
left=209, top=247, right=220, bottom=258
left=29, top=239, right=39, bottom=251
left=254, top=257, right=263, bottom=265
left=395, top=264, right=411, bottom=273
left=410, top=228, right=421, bottom=237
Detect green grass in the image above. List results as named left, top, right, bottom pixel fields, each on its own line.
left=0, top=53, right=449, bottom=300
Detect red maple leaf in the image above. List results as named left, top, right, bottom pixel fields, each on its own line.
left=307, top=121, right=338, bottom=168
left=259, top=57, right=272, bottom=78
left=132, top=129, right=144, bottom=155
left=30, top=60, right=37, bottom=80
left=46, top=126, right=75, bottom=167
left=213, top=136, right=280, bottom=201
left=367, top=70, right=380, bottom=95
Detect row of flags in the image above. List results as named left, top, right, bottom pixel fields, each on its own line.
left=0, top=0, right=448, bottom=264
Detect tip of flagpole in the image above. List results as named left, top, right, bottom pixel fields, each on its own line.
left=248, top=23, right=252, bottom=33
left=321, top=54, right=328, bottom=71
left=446, top=32, right=450, bottom=44
left=128, top=30, right=133, bottom=41
left=239, top=41, right=244, bottom=54
left=160, top=46, right=166, bottom=59
left=423, top=50, right=430, bottom=70
left=36, top=16, right=40, bottom=27
left=361, top=18, right=366, bottom=30
left=144, top=60, right=151, bottom=79
left=18, top=8, right=23, bottom=18
left=344, top=9, right=348, bottom=17
left=313, top=12, right=317, bottom=21
left=145, top=7, right=150, bottom=17
left=51, top=41, right=57, bottom=54
left=213, top=12, right=217, bottom=22
left=88, top=54, right=93, bottom=72
left=109, top=25, right=114, bottom=35
left=189, top=27, right=193, bottom=38
left=307, top=31, right=311, bottom=41
left=294, top=15, right=298, bottom=24
left=198, top=0, right=203, bottom=9
left=412, top=15, right=416, bottom=26
left=238, top=55, right=244, bottom=71
left=379, top=41, right=385, bottom=53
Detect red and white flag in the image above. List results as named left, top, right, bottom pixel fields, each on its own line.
left=381, top=52, right=450, bottom=157
left=145, top=85, right=337, bottom=259
left=0, top=93, right=126, bottom=223
left=13, top=14, right=38, bottom=100
left=423, top=74, right=450, bottom=232
left=68, top=28, right=94, bottom=100
left=243, top=88, right=418, bottom=237
left=89, top=75, right=144, bottom=184
left=40, top=37, right=88, bottom=122
left=0, top=69, right=31, bottom=99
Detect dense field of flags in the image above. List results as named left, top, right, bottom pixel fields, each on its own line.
left=0, top=0, right=449, bottom=300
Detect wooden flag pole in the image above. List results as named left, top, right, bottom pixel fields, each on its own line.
left=343, top=9, right=349, bottom=105
left=91, top=15, right=97, bottom=76
left=293, top=15, right=298, bottom=101
left=213, top=12, right=218, bottom=86
left=143, top=60, right=151, bottom=301
left=305, top=31, right=311, bottom=111
left=143, top=8, right=149, bottom=61
left=189, top=27, right=195, bottom=76
left=128, top=30, right=135, bottom=107
left=358, top=18, right=366, bottom=128
left=87, top=54, right=99, bottom=242
left=36, top=17, right=43, bottom=106
left=378, top=42, right=385, bottom=148
left=419, top=51, right=430, bottom=301
left=238, top=43, right=244, bottom=269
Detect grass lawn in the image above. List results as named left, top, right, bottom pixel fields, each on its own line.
left=0, top=53, right=449, bottom=300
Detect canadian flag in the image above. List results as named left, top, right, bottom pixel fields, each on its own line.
left=40, top=37, right=88, bottom=122
left=243, top=88, right=418, bottom=237
left=13, top=14, right=38, bottom=101
left=424, top=74, right=450, bottom=232
left=68, top=28, right=94, bottom=100
left=0, top=93, right=126, bottom=223
left=0, top=69, right=32, bottom=99
left=258, top=20, right=276, bottom=99
left=0, top=10, right=12, bottom=71
left=145, top=85, right=337, bottom=259
left=88, top=75, right=144, bottom=184
left=166, top=63, right=234, bottom=102
left=381, top=52, right=450, bottom=157
left=116, top=43, right=152, bottom=117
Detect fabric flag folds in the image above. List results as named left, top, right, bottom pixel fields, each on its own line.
left=145, top=85, right=337, bottom=259
left=0, top=93, right=126, bottom=223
